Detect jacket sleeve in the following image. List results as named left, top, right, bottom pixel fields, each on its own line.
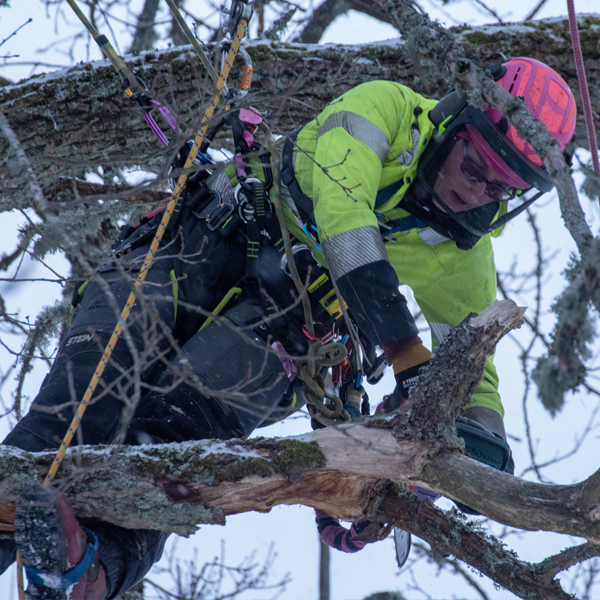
left=312, top=82, right=421, bottom=346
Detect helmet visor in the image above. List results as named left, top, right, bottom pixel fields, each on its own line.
left=417, top=106, right=552, bottom=237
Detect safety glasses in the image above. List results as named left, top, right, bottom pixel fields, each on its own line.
left=460, top=141, right=515, bottom=202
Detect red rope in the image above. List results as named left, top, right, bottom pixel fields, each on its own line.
left=567, top=0, right=600, bottom=178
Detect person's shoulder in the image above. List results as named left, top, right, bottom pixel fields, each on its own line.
left=351, top=80, right=416, bottom=97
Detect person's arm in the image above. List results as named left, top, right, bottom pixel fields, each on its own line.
left=314, top=509, right=369, bottom=553
left=312, top=82, right=421, bottom=347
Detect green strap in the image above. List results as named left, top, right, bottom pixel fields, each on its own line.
left=169, top=270, right=179, bottom=322
left=199, top=287, right=243, bottom=331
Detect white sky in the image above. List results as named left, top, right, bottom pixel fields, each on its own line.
left=1, top=0, right=600, bottom=599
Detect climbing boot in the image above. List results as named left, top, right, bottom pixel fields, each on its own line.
left=15, top=484, right=108, bottom=600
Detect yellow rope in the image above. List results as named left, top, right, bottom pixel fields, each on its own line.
left=44, top=17, right=248, bottom=485
left=17, top=17, right=249, bottom=600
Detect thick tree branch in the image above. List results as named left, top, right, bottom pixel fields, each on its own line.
left=402, top=300, right=525, bottom=440
left=378, top=493, right=578, bottom=600
left=48, top=178, right=171, bottom=207
left=1, top=16, right=599, bottom=211
left=293, top=0, right=392, bottom=44
left=0, top=303, right=598, bottom=538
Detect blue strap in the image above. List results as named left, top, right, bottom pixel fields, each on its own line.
left=375, top=179, right=404, bottom=208
left=377, top=214, right=427, bottom=237
left=25, top=527, right=99, bottom=591
left=375, top=179, right=427, bottom=235
left=303, top=223, right=322, bottom=250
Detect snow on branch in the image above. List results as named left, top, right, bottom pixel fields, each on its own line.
left=0, top=301, right=598, bottom=597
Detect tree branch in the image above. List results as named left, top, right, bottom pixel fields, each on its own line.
left=378, top=493, right=576, bottom=600
left=398, top=300, right=525, bottom=441
left=2, top=16, right=599, bottom=211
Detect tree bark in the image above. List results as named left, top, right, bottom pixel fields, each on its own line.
left=0, top=301, right=597, bottom=599
left=1, top=15, right=598, bottom=210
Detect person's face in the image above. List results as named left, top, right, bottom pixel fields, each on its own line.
left=432, top=138, right=513, bottom=213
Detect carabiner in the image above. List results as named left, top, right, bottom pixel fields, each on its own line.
left=221, top=44, right=253, bottom=101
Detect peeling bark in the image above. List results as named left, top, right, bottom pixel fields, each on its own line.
left=0, top=302, right=598, bottom=599
left=0, top=413, right=599, bottom=546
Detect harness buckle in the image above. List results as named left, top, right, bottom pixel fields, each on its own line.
left=208, top=203, right=235, bottom=231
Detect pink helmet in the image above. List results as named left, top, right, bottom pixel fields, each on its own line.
left=485, top=57, right=577, bottom=166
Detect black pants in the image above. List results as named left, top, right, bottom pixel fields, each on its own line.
left=1, top=209, right=294, bottom=598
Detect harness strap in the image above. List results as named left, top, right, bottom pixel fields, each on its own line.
left=281, top=129, right=317, bottom=227
left=375, top=178, right=404, bottom=208
left=377, top=214, right=427, bottom=238
left=244, top=181, right=265, bottom=289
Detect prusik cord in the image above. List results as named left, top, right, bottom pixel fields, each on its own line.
left=16, top=11, right=249, bottom=598
left=65, top=0, right=141, bottom=98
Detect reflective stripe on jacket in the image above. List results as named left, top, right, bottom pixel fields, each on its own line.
left=280, top=80, right=503, bottom=417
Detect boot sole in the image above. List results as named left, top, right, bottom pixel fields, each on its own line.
left=15, top=485, right=67, bottom=600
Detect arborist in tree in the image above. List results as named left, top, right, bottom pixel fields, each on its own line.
left=0, top=56, right=575, bottom=599
left=293, top=56, right=577, bottom=557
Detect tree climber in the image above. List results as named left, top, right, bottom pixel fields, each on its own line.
left=0, top=56, right=576, bottom=599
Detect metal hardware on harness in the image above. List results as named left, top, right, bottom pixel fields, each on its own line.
left=192, top=188, right=237, bottom=231
left=235, top=177, right=264, bottom=222
left=364, top=353, right=387, bottom=385
left=221, top=45, right=253, bottom=102
left=222, top=0, right=254, bottom=40
left=258, top=122, right=357, bottom=427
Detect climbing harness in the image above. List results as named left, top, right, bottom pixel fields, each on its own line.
left=16, top=1, right=253, bottom=597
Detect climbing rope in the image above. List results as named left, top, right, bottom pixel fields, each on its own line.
left=43, top=16, right=249, bottom=488
left=165, top=0, right=219, bottom=86
left=566, top=0, right=600, bottom=179
left=16, top=4, right=250, bottom=597
left=260, top=123, right=354, bottom=425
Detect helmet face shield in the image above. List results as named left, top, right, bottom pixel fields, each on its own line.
left=416, top=105, right=553, bottom=238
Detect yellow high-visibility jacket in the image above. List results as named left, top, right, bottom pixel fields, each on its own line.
left=280, top=80, right=502, bottom=417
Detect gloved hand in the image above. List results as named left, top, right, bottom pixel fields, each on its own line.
left=381, top=340, right=431, bottom=412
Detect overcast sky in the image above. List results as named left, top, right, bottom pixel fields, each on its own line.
left=1, top=0, right=600, bottom=598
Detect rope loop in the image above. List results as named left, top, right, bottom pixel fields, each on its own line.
left=295, top=339, right=351, bottom=425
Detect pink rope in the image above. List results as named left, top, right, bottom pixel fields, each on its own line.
left=567, top=0, right=600, bottom=178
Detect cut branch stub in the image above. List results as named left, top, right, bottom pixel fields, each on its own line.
left=395, top=299, right=525, bottom=442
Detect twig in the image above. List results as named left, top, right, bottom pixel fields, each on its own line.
left=0, top=18, right=32, bottom=50
left=536, top=542, right=600, bottom=582
left=525, top=0, right=549, bottom=20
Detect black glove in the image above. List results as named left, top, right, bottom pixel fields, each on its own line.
left=382, top=360, right=430, bottom=413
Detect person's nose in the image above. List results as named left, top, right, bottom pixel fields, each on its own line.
left=464, top=179, right=487, bottom=204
